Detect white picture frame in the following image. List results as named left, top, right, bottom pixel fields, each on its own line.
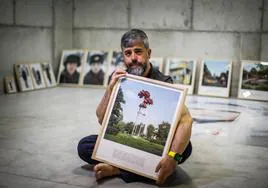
left=165, top=58, right=197, bottom=94
left=4, top=76, right=17, bottom=94
left=14, top=64, right=34, bottom=92
left=29, top=63, right=46, bottom=89
left=238, top=61, right=268, bottom=101
left=198, top=60, right=232, bottom=97
left=41, top=62, right=57, bottom=87
left=150, top=57, right=164, bottom=73
left=81, top=50, right=110, bottom=87
left=92, top=74, right=187, bottom=180
left=57, top=49, right=88, bottom=86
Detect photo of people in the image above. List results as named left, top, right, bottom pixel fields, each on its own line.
left=83, top=51, right=108, bottom=86
left=41, top=62, right=57, bottom=87
left=103, top=77, right=181, bottom=156
left=150, top=58, right=164, bottom=72
left=202, top=60, right=230, bottom=88
left=241, top=62, right=268, bottom=91
left=29, top=63, right=46, bottom=89
left=108, top=51, right=126, bottom=76
left=168, top=60, right=194, bottom=85
left=15, top=64, right=34, bottom=91
left=4, top=76, right=17, bottom=94
left=58, top=50, right=87, bottom=85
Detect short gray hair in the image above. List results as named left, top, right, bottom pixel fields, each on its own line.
left=121, top=29, right=149, bottom=50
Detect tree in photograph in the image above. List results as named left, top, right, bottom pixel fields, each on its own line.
left=106, top=87, right=125, bottom=135
left=146, top=124, right=155, bottom=141
left=156, top=122, right=171, bottom=146
left=125, top=121, right=135, bottom=134
left=132, top=90, right=153, bottom=136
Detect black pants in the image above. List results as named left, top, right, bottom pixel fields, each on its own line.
left=77, top=135, right=192, bottom=183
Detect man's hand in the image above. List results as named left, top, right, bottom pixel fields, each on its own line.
left=108, top=69, right=127, bottom=91
left=155, top=156, right=177, bottom=184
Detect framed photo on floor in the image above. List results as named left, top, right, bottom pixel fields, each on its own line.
left=14, top=64, right=34, bottom=92
left=108, top=51, right=126, bottom=78
left=238, top=61, right=268, bottom=101
left=198, top=60, right=232, bottom=97
left=57, top=49, right=88, bottom=86
left=41, top=62, right=57, bottom=87
left=150, top=57, right=164, bottom=73
left=165, top=58, right=197, bottom=94
left=81, top=50, right=110, bottom=87
left=92, top=74, right=187, bottom=180
left=29, top=63, right=46, bottom=89
left=4, top=76, right=17, bottom=94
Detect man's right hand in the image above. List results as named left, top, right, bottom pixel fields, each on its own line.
left=108, top=69, right=127, bottom=91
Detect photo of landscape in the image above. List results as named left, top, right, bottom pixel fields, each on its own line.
left=104, top=78, right=181, bottom=156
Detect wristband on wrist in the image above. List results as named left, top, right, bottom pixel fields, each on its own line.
left=168, top=151, right=183, bottom=162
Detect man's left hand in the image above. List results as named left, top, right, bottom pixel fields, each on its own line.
left=155, top=156, right=177, bottom=184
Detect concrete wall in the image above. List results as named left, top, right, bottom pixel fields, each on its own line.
left=73, top=0, right=267, bottom=97
left=0, top=0, right=267, bottom=97
left=0, top=0, right=72, bottom=93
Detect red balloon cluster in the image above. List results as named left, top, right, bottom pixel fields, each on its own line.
left=138, top=90, right=153, bottom=109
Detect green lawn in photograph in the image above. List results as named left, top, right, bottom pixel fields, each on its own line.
left=242, top=83, right=268, bottom=91
left=104, top=133, right=164, bottom=156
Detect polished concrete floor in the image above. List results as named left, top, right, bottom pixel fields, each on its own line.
left=0, top=87, right=267, bottom=188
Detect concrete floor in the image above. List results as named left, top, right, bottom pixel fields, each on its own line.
left=0, top=87, right=267, bottom=188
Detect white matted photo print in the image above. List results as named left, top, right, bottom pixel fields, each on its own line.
left=150, top=57, right=164, bottom=73
left=41, top=62, right=57, bottom=87
left=57, top=49, right=88, bottom=86
left=165, top=58, right=197, bottom=94
left=14, top=64, right=34, bottom=92
left=238, top=61, right=268, bottom=101
left=82, top=51, right=110, bottom=87
left=29, top=63, right=46, bottom=89
left=92, top=74, right=187, bottom=180
left=4, top=76, right=17, bottom=94
left=198, top=60, right=232, bottom=97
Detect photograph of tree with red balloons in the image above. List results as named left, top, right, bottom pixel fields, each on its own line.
left=103, top=76, right=183, bottom=156
left=93, top=75, right=187, bottom=179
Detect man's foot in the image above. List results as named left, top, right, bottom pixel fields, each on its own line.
left=93, top=163, right=120, bottom=180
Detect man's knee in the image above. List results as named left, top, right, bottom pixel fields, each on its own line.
left=77, top=135, right=98, bottom=164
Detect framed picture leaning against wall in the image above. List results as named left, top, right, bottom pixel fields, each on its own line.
left=238, top=61, right=268, bottom=101
left=14, top=64, right=34, bottom=92
left=198, top=60, right=232, bottom=97
left=165, top=58, right=197, bottom=94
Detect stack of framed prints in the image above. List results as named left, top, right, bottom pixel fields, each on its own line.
left=150, top=57, right=164, bottom=73
left=14, top=62, right=57, bottom=92
left=4, top=76, right=17, bottom=94
left=198, top=60, right=232, bottom=97
left=92, top=74, right=187, bottom=180
left=14, top=64, right=34, bottom=92
left=165, top=58, right=197, bottom=94
left=238, top=61, right=268, bottom=101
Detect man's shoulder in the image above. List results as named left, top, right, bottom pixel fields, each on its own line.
left=149, top=66, right=173, bottom=84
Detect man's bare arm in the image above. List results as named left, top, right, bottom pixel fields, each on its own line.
left=96, top=69, right=126, bottom=125
left=155, top=104, right=193, bottom=184
left=170, top=104, right=192, bottom=154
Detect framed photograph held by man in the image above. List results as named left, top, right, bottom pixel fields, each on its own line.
left=92, top=74, right=187, bottom=180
